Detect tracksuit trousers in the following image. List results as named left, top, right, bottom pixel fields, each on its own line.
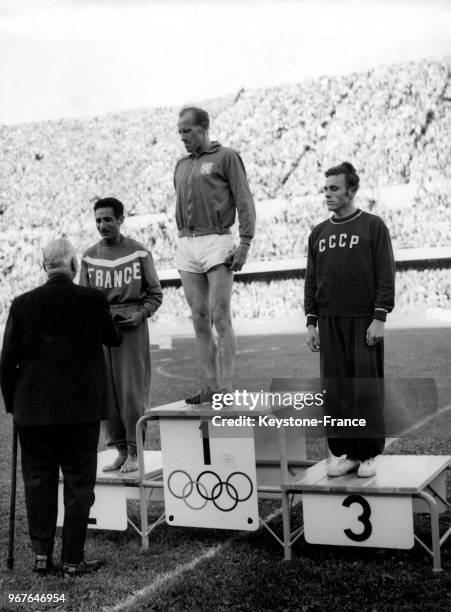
left=318, top=316, right=385, bottom=461
left=18, top=422, right=99, bottom=564
left=103, top=309, right=151, bottom=456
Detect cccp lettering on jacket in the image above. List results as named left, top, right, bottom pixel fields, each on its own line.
left=318, top=234, right=359, bottom=253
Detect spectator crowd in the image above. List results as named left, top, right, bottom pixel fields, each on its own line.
left=1, top=58, right=450, bottom=325
left=154, top=269, right=451, bottom=323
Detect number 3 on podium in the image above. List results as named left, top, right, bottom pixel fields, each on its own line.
left=342, top=495, right=372, bottom=542
left=303, top=491, right=413, bottom=548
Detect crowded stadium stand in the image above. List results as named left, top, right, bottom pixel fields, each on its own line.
left=1, top=58, right=450, bottom=327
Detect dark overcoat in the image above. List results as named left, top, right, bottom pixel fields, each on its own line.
left=0, top=274, right=122, bottom=426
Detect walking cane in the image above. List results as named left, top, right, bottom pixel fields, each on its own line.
left=7, top=421, right=18, bottom=569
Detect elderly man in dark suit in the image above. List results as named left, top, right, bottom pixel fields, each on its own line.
left=0, top=238, right=122, bottom=578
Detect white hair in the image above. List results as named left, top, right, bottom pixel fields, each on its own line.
left=42, top=238, right=77, bottom=270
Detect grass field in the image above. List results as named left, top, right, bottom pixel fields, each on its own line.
left=0, top=328, right=450, bottom=611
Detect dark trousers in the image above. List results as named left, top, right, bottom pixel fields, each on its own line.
left=18, top=422, right=100, bottom=564
left=319, top=316, right=385, bottom=461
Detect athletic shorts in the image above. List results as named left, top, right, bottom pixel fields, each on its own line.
left=176, top=234, right=234, bottom=273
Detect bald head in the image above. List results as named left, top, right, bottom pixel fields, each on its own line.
left=177, top=106, right=211, bottom=155
left=179, top=106, right=210, bottom=129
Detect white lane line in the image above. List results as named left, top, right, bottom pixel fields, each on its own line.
left=105, top=501, right=285, bottom=611
left=385, top=403, right=451, bottom=448
left=236, top=347, right=279, bottom=354
left=105, top=545, right=224, bottom=612
left=106, top=499, right=296, bottom=612
left=156, top=362, right=194, bottom=381
left=155, top=347, right=280, bottom=379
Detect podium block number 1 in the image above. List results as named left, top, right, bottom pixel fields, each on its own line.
left=160, top=418, right=259, bottom=531
left=303, top=493, right=414, bottom=549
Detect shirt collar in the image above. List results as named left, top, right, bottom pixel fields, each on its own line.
left=191, top=141, right=221, bottom=159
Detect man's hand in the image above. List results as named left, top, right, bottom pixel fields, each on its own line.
left=306, top=325, right=320, bottom=352
left=224, top=244, right=249, bottom=272
left=366, top=319, right=385, bottom=346
left=117, top=311, right=145, bottom=328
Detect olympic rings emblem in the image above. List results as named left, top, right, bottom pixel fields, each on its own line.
left=167, top=470, right=254, bottom=512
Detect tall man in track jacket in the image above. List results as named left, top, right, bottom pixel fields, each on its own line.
left=174, top=106, right=256, bottom=404
left=305, top=162, right=395, bottom=478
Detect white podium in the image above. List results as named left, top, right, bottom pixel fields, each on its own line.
left=57, top=448, right=163, bottom=533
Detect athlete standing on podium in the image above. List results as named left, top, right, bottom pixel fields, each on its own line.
left=305, top=162, right=395, bottom=478
left=174, top=107, right=256, bottom=404
left=80, top=198, right=163, bottom=473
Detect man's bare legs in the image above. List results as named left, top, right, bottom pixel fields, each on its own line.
left=207, top=265, right=235, bottom=390
left=180, top=265, right=235, bottom=394
left=179, top=271, right=219, bottom=391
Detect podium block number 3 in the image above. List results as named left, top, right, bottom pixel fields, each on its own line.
left=303, top=493, right=414, bottom=549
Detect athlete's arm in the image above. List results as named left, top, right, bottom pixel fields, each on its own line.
left=304, top=232, right=319, bottom=336
left=372, top=218, right=395, bottom=322
left=367, top=218, right=394, bottom=344
left=79, top=256, right=91, bottom=287
left=306, top=325, right=320, bottom=352
left=140, top=251, right=163, bottom=315
left=226, top=150, right=256, bottom=251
